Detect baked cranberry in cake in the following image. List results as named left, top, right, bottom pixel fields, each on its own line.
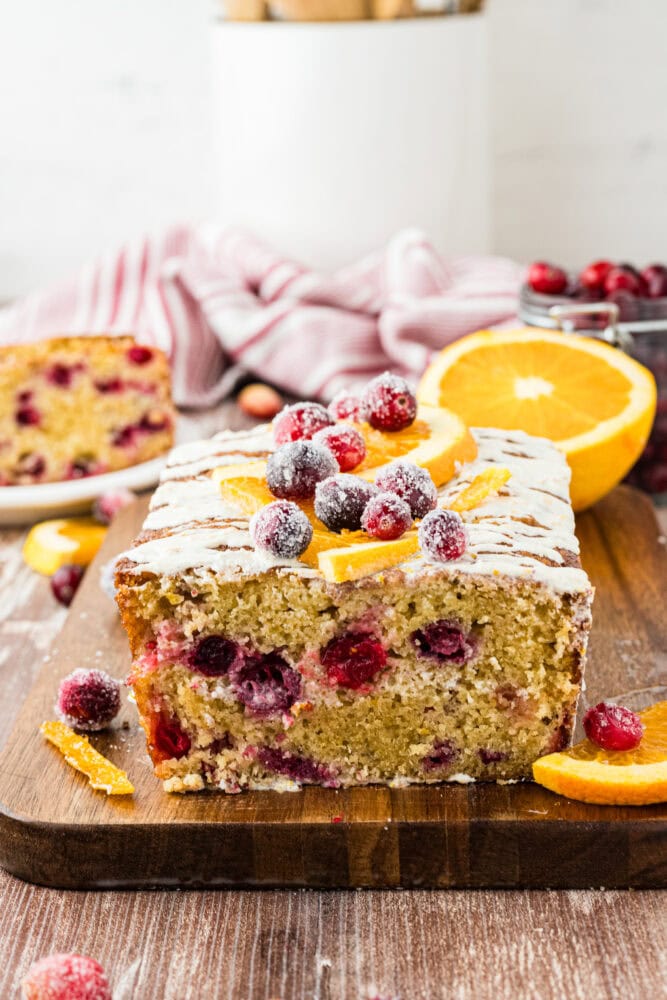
left=16, top=405, right=41, bottom=427
left=153, top=715, right=191, bottom=760
left=411, top=620, right=476, bottom=665
left=191, top=636, right=239, bottom=676
left=321, top=632, right=387, bottom=689
left=256, top=746, right=337, bottom=785
left=230, top=653, right=301, bottom=716
left=127, top=345, right=154, bottom=365
left=423, top=739, right=459, bottom=771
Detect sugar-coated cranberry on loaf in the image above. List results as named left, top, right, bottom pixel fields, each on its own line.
left=115, top=421, right=593, bottom=794
left=0, top=335, right=174, bottom=485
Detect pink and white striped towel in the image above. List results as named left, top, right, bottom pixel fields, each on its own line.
left=0, top=226, right=522, bottom=408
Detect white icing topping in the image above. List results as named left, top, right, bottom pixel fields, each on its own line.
left=119, top=423, right=591, bottom=595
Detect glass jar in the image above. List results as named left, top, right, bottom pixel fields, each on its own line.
left=518, top=285, right=667, bottom=502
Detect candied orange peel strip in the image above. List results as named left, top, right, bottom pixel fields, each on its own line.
left=40, top=720, right=134, bottom=795
left=448, top=467, right=511, bottom=513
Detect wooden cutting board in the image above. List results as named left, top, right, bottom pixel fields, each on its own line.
left=0, top=485, right=665, bottom=890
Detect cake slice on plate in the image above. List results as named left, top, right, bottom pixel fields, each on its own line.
left=0, top=335, right=174, bottom=485
left=116, top=377, right=593, bottom=793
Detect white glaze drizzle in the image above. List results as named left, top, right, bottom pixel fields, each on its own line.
left=120, top=424, right=591, bottom=595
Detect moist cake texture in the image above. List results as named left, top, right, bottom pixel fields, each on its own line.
left=0, top=335, right=174, bottom=485
left=116, top=424, right=593, bottom=792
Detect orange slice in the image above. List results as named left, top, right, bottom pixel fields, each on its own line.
left=317, top=532, right=419, bottom=583
left=41, top=720, right=134, bottom=795
left=23, top=518, right=107, bottom=576
left=448, top=467, right=511, bottom=513
left=532, top=701, right=667, bottom=806
left=417, top=328, right=656, bottom=511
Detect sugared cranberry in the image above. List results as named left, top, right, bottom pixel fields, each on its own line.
left=230, top=653, right=301, bottom=716
left=238, top=382, right=283, bottom=419
left=21, top=952, right=112, bottom=1000
left=314, top=474, right=378, bottom=532
left=321, top=632, right=387, bottom=689
left=273, top=401, right=334, bottom=444
left=642, top=264, right=667, bottom=299
left=50, top=564, right=85, bottom=606
left=257, top=746, right=336, bottom=786
left=527, top=261, right=568, bottom=295
left=578, top=260, right=614, bottom=293
left=375, top=461, right=437, bottom=518
left=92, top=489, right=135, bottom=525
left=583, top=701, right=644, bottom=751
left=411, top=620, right=476, bottom=665
left=423, top=739, right=459, bottom=771
left=191, top=636, right=239, bottom=676
left=16, top=405, right=41, bottom=427
left=313, top=424, right=366, bottom=472
left=154, top=715, right=191, bottom=759
left=56, top=668, right=121, bottom=731
left=361, top=492, right=412, bottom=540
left=361, top=372, right=417, bottom=432
left=266, top=441, right=338, bottom=500
left=127, top=345, right=153, bottom=365
left=250, top=500, right=313, bottom=558
left=604, top=266, right=644, bottom=297
left=418, top=508, right=467, bottom=562
left=94, top=377, right=123, bottom=393
left=328, top=390, right=366, bottom=422
left=479, top=748, right=508, bottom=764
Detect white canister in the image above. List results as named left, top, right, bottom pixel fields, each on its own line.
left=211, top=16, right=489, bottom=268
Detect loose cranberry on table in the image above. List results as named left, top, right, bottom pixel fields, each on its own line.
left=375, top=460, right=437, bottom=518
left=313, top=423, right=366, bottom=472
left=92, top=489, right=135, bottom=525
left=583, top=701, right=644, bottom=751
left=314, top=474, right=378, bottom=532
left=321, top=632, right=387, bottom=689
left=526, top=261, right=568, bottom=296
left=328, top=390, right=366, bottom=422
left=362, top=372, right=417, bottom=432
left=273, top=401, right=333, bottom=444
left=266, top=441, right=338, bottom=500
left=361, top=492, right=413, bottom=540
left=56, top=668, right=121, bottom=731
left=578, top=259, right=614, bottom=293
left=22, top=952, right=112, bottom=1000
left=50, top=564, right=85, bottom=607
left=250, top=499, right=313, bottom=558
left=418, top=508, right=467, bottom=562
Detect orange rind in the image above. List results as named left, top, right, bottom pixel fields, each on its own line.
left=41, top=720, right=134, bottom=795
left=23, top=518, right=107, bottom=576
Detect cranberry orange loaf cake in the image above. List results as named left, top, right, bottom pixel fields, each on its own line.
left=116, top=381, right=593, bottom=793
left=0, top=335, right=174, bottom=485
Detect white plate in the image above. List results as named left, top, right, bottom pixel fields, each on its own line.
left=0, top=456, right=167, bottom=526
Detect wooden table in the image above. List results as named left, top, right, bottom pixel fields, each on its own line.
left=1, top=405, right=666, bottom=999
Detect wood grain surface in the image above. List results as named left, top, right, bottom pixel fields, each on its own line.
left=1, top=489, right=667, bottom=892
left=0, top=402, right=665, bottom=997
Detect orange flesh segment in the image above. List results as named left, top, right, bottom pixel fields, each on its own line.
left=532, top=701, right=667, bottom=806
left=448, top=467, right=511, bottom=513
left=41, top=720, right=134, bottom=795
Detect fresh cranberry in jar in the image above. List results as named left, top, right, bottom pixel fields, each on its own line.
left=604, top=266, right=645, bottom=297
left=578, top=259, right=614, bottom=293
left=527, top=261, right=568, bottom=296
left=642, top=264, right=667, bottom=299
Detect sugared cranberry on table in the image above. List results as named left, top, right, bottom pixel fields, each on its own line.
left=51, top=564, right=85, bottom=607
left=191, top=636, right=239, bottom=676
left=56, top=668, right=121, bottom=731
left=314, top=474, right=378, bottom=532
left=250, top=499, right=313, bottom=558
left=375, top=460, right=437, bottom=518
left=313, top=424, right=366, bottom=472
left=273, top=401, right=333, bottom=444
left=582, top=701, right=644, bottom=751
left=266, top=441, right=338, bottom=500
left=578, top=259, right=614, bottom=293
left=328, top=390, right=366, bottom=422
left=21, top=952, right=112, bottom=1000
left=418, top=508, right=467, bottom=562
left=321, top=632, right=387, bottom=689
left=92, top=489, right=135, bottom=525
left=361, top=372, right=417, bottom=432
left=527, top=261, right=568, bottom=295
left=361, top=492, right=412, bottom=540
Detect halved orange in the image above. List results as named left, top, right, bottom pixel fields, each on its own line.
left=23, top=518, right=107, bottom=576
left=533, top=701, right=667, bottom=806
left=418, top=328, right=657, bottom=511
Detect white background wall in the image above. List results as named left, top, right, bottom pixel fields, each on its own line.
left=1, top=0, right=667, bottom=298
